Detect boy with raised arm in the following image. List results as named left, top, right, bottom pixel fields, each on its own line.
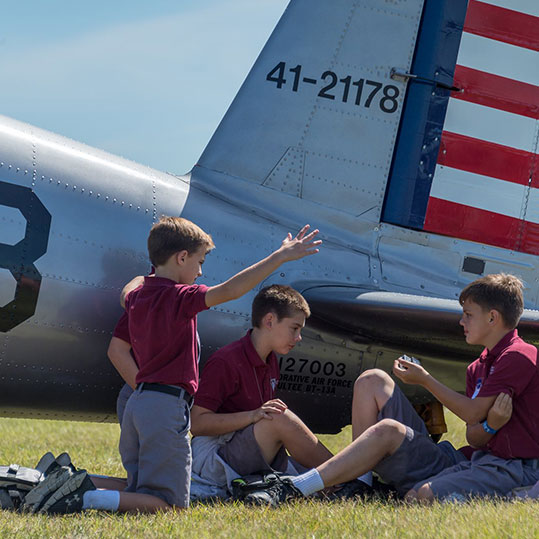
left=25, top=217, right=320, bottom=514
left=190, top=285, right=333, bottom=496
left=245, top=274, right=539, bottom=504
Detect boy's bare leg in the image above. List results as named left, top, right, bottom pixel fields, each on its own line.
left=117, top=491, right=177, bottom=513
left=90, top=476, right=127, bottom=490
left=352, top=369, right=396, bottom=440
left=253, top=409, right=333, bottom=468
left=316, top=419, right=407, bottom=487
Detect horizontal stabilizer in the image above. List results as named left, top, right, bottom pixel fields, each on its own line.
left=301, top=286, right=539, bottom=358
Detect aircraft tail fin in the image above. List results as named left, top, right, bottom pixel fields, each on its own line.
left=196, top=0, right=424, bottom=220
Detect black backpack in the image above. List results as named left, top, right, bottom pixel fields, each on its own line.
left=0, top=452, right=71, bottom=510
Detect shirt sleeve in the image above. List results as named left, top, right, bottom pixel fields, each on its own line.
left=465, top=361, right=479, bottom=398
left=194, top=355, right=237, bottom=412
left=477, top=351, right=536, bottom=398
left=174, top=284, right=209, bottom=319
left=112, top=312, right=131, bottom=344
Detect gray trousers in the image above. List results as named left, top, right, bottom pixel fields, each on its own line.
left=414, top=450, right=539, bottom=499
left=119, top=386, right=192, bottom=507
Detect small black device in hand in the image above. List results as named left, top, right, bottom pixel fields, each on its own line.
left=400, top=354, right=421, bottom=365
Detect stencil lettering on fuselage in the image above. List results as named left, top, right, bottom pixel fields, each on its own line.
left=278, top=356, right=352, bottom=395
left=0, top=181, right=51, bottom=332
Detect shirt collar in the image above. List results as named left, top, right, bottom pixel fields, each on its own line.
left=143, top=276, right=180, bottom=287
left=241, top=330, right=273, bottom=368
left=479, top=329, right=518, bottom=363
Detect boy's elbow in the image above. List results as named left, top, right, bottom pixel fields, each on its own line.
left=190, top=426, right=202, bottom=437
left=465, top=408, right=488, bottom=425
left=189, top=413, right=205, bottom=437
left=465, top=431, right=483, bottom=449
left=189, top=422, right=206, bottom=437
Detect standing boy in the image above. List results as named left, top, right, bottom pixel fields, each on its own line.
left=108, top=312, right=136, bottom=425
left=245, top=274, right=539, bottom=504
left=27, top=217, right=321, bottom=514
left=190, top=285, right=333, bottom=496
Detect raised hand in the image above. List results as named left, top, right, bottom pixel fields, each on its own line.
left=277, top=224, right=322, bottom=262
left=393, top=357, right=430, bottom=386
left=486, top=392, right=513, bottom=431
left=250, top=399, right=288, bottom=423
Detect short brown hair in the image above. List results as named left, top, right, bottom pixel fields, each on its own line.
left=147, top=216, right=214, bottom=267
left=252, top=285, right=310, bottom=328
left=459, top=273, right=524, bottom=329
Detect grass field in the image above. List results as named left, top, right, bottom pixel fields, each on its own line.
left=0, top=411, right=538, bottom=538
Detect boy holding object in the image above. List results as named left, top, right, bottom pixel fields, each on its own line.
left=245, top=274, right=539, bottom=504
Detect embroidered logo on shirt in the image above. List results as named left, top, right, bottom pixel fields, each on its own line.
left=270, top=378, right=278, bottom=392
left=471, top=378, right=482, bottom=400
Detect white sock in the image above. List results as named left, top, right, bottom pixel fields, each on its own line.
left=291, top=469, right=325, bottom=496
left=82, top=490, right=120, bottom=511
left=357, top=471, right=373, bottom=486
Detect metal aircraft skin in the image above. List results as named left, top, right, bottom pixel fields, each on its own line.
left=0, top=0, right=538, bottom=433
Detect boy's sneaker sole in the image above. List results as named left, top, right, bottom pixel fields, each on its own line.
left=39, top=470, right=95, bottom=514
left=243, top=477, right=303, bottom=507
left=22, top=467, right=73, bottom=513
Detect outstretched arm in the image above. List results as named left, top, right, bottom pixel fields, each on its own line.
left=190, top=400, right=288, bottom=437
left=392, top=358, right=496, bottom=425
left=204, top=224, right=321, bottom=308
left=466, top=392, right=512, bottom=448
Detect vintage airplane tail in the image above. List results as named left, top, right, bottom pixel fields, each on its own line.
left=196, top=0, right=538, bottom=258
left=196, top=0, right=425, bottom=222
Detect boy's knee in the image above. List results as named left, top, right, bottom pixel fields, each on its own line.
left=354, top=369, right=392, bottom=393
left=271, top=409, right=301, bottom=429
left=258, top=409, right=304, bottom=435
left=369, top=418, right=407, bottom=451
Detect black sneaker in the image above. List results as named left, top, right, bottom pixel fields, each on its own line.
left=371, top=477, right=399, bottom=501
left=325, top=479, right=375, bottom=501
left=35, top=452, right=74, bottom=477
left=243, top=476, right=303, bottom=506
left=35, top=452, right=56, bottom=475
left=22, top=467, right=73, bottom=513
left=38, top=469, right=95, bottom=514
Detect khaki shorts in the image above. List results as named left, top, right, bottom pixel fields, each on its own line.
left=218, top=424, right=289, bottom=476
left=373, top=385, right=466, bottom=495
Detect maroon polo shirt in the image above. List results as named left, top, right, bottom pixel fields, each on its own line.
left=466, top=329, right=539, bottom=459
left=113, top=312, right=131, bottom=343
left=112, top=312, right=140, bottom=369
left=194, top=331, right=280, bottom=413
left=124, top=276, right=209, bottom=395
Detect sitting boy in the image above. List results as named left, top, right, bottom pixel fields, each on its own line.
left=246, top=273, right=539, bottom=504
left=28, top=217, right=321, bottom=514
left=190, top=285, right=333, bottom=496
